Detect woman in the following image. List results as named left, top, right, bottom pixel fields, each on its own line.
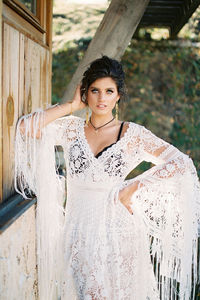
left=15, top=56, right=200, bottom=300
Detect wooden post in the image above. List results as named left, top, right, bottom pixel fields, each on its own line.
left=0, top=0, right=3, bottom=202
left=62, top=0, right=150, bottom=103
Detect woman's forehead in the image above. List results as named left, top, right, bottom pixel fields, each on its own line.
left=89, top=77, right=117, bottom=88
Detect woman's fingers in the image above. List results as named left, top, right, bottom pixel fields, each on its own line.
left=120, top=200, right=133, bottom=215
left=127, top=205, right=133, bottom=215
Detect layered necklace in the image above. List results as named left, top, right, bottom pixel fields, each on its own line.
left=89, top=117, right=115, bottom=133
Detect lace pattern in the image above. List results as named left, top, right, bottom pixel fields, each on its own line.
left=15, top=113, right=200, bottom=300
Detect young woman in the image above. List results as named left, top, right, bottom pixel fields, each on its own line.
left=15, top=56, right=200, bottom=300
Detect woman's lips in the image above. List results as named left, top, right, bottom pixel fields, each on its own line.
left=96, top=104, right=107, bottom=109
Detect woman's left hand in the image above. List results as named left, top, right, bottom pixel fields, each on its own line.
left=118, top=181, right=139, bottom=215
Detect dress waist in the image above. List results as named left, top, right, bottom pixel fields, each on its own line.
left=68, top=179, right=119, bottom=193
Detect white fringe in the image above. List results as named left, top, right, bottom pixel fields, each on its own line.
left=15, top=111, right=66, bottom=299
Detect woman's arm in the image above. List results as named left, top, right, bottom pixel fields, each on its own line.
left=19, top=85, right=86, bottom=137
left=118, top=124, right=193, bottom=213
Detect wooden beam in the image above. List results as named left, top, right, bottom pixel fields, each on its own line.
left=147, top=5, right=181, bottom=10
left=62, top=0, right=150, bottom=103
left=149, top=0, right=183, bottom=5
left=170, top=0, right=200, bottom=38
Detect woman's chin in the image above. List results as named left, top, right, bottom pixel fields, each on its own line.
left=92, top=109, right=109, bottom=116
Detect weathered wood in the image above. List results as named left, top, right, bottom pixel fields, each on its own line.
left=0, top=0, right=3, bottom=202
left=18, top=33, right=24, bottom=116
left=3, top=0, right=45, bottom=33
left=170, top=0, right=200, bottom=38
left=62, top=0, right=150, bottom=103
left=0, top=203, right=37, bottom=298
left=40, top=47, right=51, bottom=108
left=1, top=3, right=52, bottom=202
left=2, top=23, right=20, bottom=200
left=46, top=0, right=53, bottom=48
left=24, top=37, right=41, bottom=114
left=2, top=24, right=51, bottom=202
left=3, top=3, right=44, bottom=44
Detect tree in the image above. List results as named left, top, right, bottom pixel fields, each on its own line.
left=62, top=0, right=150, bottom=103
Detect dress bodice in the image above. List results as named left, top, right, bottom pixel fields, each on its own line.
left=56, top=117, right=143, bottom=184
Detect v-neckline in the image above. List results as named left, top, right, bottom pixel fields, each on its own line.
left=80, top=119, right=132, bottom=161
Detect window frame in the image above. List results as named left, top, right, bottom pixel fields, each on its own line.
left=3, top=0, right=45, bottom=33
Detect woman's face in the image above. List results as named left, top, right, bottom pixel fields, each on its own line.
left=86, top=77, right=120, bottom=116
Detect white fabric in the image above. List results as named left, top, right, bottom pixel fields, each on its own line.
left=15, top=112, right=200, bottom=300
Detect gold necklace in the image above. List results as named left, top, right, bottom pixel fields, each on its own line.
left=89, top=117, right=115, bottom=133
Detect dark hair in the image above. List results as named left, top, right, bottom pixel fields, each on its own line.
left=80, top=55, right=126, bottom=103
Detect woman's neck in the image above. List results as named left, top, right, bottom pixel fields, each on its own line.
left=90, top=113, right=115, bottom=128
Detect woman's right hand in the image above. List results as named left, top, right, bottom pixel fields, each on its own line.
left=71, top=85, right=87, bottom=112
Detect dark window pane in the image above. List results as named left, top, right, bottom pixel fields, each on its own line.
left=18, top=0, right=37, bottom=15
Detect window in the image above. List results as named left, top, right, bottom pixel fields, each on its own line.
left=3, top=0, right=43, bottom=32
left=18, top=0, right=37, bottom=15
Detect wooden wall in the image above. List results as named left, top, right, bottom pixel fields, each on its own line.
left=1, top=1, right=52, bottom=202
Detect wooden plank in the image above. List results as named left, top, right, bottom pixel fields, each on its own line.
left=149, top=0, right=183, bottom=4
left=18, top=32, right=24, bottom=116
left=170, top=0, right=200, bottom=37
left=145, top=7, right=181, bottom=13
left=147, top=5, right=182, bottom=10
left=3, top=0, right=44, bottom=32
left=0, top=0, right=3, bottom=202
left=142, top=15, right=175, bottom=21
left=45, top=0, right=53, bottom=48
left=40, top=47, right=47, bottom=108
left=2, top=23, right=19, bottom=201
left=24, top=37, right=41, bottom=114
left=3, top=3, right=44, bottom=45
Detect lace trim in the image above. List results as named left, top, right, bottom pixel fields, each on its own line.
left=77, top=119, right=135, bottom=162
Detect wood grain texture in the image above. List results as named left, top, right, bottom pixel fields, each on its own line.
left=2, top=26, right=51, bottom=202
left=3, top=3, right=44, bottom=44
left=2, top=23, right=20, bottom=200
left=24, top=36, right=41, bottom=114
left=18, top=33, right=24, bottom=116
left=40, top=48, right=51, bottom=108
left=1, top=3, right=52, bottom=202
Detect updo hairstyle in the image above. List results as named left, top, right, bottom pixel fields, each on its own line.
left=80, top=55, right=126, bottom=104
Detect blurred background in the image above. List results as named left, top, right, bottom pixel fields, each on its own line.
left=52, top=0, right=200, bottom=177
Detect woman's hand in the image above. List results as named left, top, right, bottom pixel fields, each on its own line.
left=71, top=84, right=87, bottom=112
left=118, top=181, right=139, bottom=215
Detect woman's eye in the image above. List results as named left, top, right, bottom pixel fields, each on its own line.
left=91, top=89, right=98, bottom=93
left=107, top=89, right=114, bottom=94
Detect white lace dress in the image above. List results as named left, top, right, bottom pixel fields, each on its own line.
left=15, top=114, right=200, bottom=300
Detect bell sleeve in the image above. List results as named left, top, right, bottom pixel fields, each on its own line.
left=121, top=124, right=200, bottom=300
left=14, top=109, right=76, bottom=300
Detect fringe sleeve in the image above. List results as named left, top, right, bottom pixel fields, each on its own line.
left=14, top=110, right=70, bottom=299
left=121, top=124, right=200, bottom=300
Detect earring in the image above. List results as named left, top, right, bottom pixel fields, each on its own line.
left=115, top=101, right=119, bottom=124
left=86, top=106, right=89, bottom=125
left=82, top=93, right=86, bottom=103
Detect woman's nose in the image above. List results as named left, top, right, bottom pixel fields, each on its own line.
left=98, top=92, right=105, bottom=101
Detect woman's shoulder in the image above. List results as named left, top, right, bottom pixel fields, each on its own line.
left=122, top=120, right=144, bottom=134
left=49, top=115, right=84, bottom=128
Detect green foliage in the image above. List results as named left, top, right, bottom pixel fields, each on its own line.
left=52, top=38, right=200, bottom=177
left=121, top=40, right=200, bottom=176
